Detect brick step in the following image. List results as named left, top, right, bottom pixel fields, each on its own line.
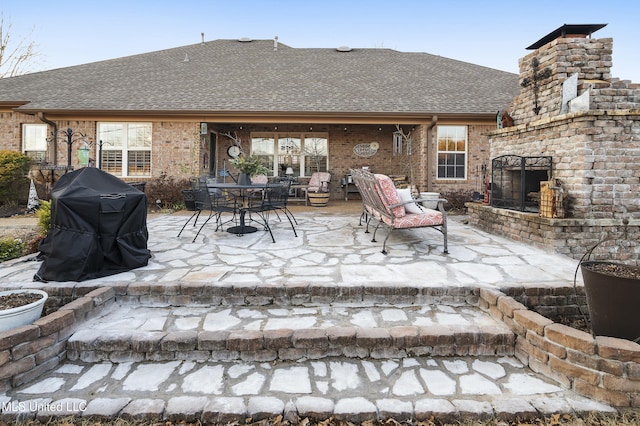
left=66, top=303, right=515, bottom=363
left=110, top=282, right=483, bottom=307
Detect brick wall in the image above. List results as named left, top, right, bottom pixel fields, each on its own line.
left=0, top=111, right=40, bottom=152
left=1, top=113, right=491, bottom=198
left=466, top=203, right=640, bottom=265
left=152, top=122, right=201, bottom=178
left=480, top=288, right=640, bottom=408
left=0, top=287, right=114, bottom=392
left=490, top=111, right=640, bottom=220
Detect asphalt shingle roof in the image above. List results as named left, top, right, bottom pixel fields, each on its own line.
left=0, top=39, right=519, bottom=116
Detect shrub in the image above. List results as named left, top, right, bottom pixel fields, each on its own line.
left=0, top=237, right=25, bottom=262
left=144, top=172, right=190, bottom=211
left=37, top=200, right=51, bottom=234
left=0, top=150, right=31, bottom=205
left=442, top=189, right=474, bottom=212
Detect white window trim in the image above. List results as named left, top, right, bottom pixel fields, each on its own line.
left=436, top=125, right=468, bottom=180
left=250, top=132, right=328, bottom=177
left=22, top=123, right=48, bottom=160
left=97, top=122, right=152, bottom=177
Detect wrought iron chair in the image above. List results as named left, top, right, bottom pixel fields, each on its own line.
left=241, top=180, right=297, bottom=243
left=177, top=179, right=238, bottom=242
left=176, top=177, right=207, bottom=240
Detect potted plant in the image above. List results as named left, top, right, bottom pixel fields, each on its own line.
left=223, top=131, right=269, bottom=185
left=578, top=218, right=640, bottom=342
left=230, top=154, right=269, bottom=185
left=0, top=289, right=48, bottom=332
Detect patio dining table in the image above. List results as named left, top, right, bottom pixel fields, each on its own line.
left=207, top=181, right=284, bottom=235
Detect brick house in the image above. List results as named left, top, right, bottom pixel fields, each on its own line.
left=0, top=38, right=518, bottom=200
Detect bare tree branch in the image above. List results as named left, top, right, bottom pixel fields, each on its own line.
left=0, top=13, right=40, bottom=78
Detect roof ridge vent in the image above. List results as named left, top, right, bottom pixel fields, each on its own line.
left=336, top=46, right=353, bottom=52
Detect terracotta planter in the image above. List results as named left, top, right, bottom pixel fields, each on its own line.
left=0, top=289, right=48, bottom=332
left=308, top=192, right=330, bottom=207
left=580, top=261, right=640, bottom=342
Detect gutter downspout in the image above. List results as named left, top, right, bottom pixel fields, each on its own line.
left=37, top=112, right=57, bottom=165
left=426, top=115, right=438, bottom=191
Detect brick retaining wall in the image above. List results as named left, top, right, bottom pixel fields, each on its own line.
left=466, top=202, right=640, bottom=266
left=480, top=288, right=640, bottom=408
left=0, top=287, right=114, bottom=392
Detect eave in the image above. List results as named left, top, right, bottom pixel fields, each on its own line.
left=18, top=108, right=498, bottom=125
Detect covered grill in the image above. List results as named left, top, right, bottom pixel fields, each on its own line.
left=34, top=168, right=151, bottom=282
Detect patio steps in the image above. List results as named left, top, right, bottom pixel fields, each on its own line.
left=66, top=302, right=515, bottom=363
left=3, top=284, right=618, bottom=423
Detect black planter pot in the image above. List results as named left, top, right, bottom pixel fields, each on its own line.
left=580, top=260, right=640, bottom=342
left=238, top=173, right=251, bottom=186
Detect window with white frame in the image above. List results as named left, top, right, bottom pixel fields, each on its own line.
left=250, top=133, right=328, bottom=177
left=22, top=124, right=48, bottom=162
left=436, top=125, right=467, bottom=180
left=97, top=122, right=152, bottom=177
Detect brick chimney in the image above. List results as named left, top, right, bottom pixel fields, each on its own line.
left=509, top=24, right=612, bottom=123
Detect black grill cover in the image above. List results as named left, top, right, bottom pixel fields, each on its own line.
left=34, top=168, right=151, bottom=282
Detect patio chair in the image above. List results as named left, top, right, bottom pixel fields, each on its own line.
left=177, top=182, right=238, bottom=242
left=302, top=172, right=331, bottom=206
left=176, top=177, right=206, bottom=239
left=350, top=168, right=448, bottom=254
left=247, top=174, right=269, bottom=204
left=241, top=180, right=297, bottom=243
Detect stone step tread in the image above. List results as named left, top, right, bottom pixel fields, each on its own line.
left=80, top=302, right=506, bottom=333
left=2, top=356, right=614, bottom=424
left=67, top=303, right=515, bottom=362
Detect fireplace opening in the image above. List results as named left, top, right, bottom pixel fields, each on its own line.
left=491, top=155, right=553, bottom=213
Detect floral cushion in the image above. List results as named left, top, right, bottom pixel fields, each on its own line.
left=380, top=208, right=443, bottom=228
left=374, top=174, right=405, bottom=218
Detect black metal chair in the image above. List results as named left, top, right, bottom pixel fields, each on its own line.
left=176, top=178, right=207, bottom=240
left=177, top=180, right=238, bottom=242
left=209, top=188, right=239, bottom=232
left=241, top=181, right=297, bottom=243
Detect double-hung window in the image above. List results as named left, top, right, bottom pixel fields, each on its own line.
left=22, top=124, right=48, bottom=162
left=437, top=125, right=467, bottom=180
left=97, top=122, right=152, bottom=177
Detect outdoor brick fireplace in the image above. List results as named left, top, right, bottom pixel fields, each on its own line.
left=467, top=24, right=640, bottom=264
left=490, top=155, right=552, bottom=213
